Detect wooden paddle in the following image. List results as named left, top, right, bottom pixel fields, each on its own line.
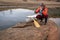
left=27, top=14, right=40, bottom=28
left=31, top=18, right=40, bottom=28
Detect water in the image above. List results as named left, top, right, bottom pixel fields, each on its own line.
left=0, top=9, right=35, bottom=30
left=0, top=9, right=60, bottom=30
left=49, top=18, right=60, bottom=27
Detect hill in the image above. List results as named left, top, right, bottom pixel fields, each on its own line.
left=0, top=1, right=60, bottom=10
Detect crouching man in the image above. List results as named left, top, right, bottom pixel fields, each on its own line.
left=35, top=3, right=48, bottom=25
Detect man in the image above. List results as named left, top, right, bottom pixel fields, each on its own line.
left=35, top=3, right=48, bottom=25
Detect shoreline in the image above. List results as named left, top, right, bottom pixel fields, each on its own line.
left=0, top=20, right=59, bottom=40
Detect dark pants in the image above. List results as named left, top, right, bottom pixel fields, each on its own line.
left=36, top=15, right=48, bottom=25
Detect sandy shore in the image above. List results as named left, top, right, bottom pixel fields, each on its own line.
left=0, top=20, right=59, bottom=40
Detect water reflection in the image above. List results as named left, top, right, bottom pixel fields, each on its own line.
left=0, top=9, right=34, bottom=30
left=10, top=9, right=12, bottom=14
left=49, top=18, right=60, bottom=27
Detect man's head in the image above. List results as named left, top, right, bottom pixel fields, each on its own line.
left=40, top=3, right=45, bottom=8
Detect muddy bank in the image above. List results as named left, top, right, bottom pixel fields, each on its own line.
left=0, top=20, right=59, bottom=40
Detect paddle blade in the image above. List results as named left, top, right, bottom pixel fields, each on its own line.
left=33, top=19, right=40, bottom=28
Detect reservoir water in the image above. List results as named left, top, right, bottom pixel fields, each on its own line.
left=0, top=8, right=60, bottom=30
left=49, top=18, right=60, bottom=27
left=0, top=9, right=34, bottom=30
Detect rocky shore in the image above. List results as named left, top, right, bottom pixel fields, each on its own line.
left=0, top=20, right=59, bottom=40
left=0, top=1, right=60, bottom=11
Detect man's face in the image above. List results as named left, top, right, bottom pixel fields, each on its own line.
left=40, top=6, right=44, bottom=9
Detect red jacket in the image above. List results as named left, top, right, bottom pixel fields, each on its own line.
left=35, top=7, right=48, bottom=16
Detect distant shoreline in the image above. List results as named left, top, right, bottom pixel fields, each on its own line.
left=0, top=7, right=60, bottom=18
